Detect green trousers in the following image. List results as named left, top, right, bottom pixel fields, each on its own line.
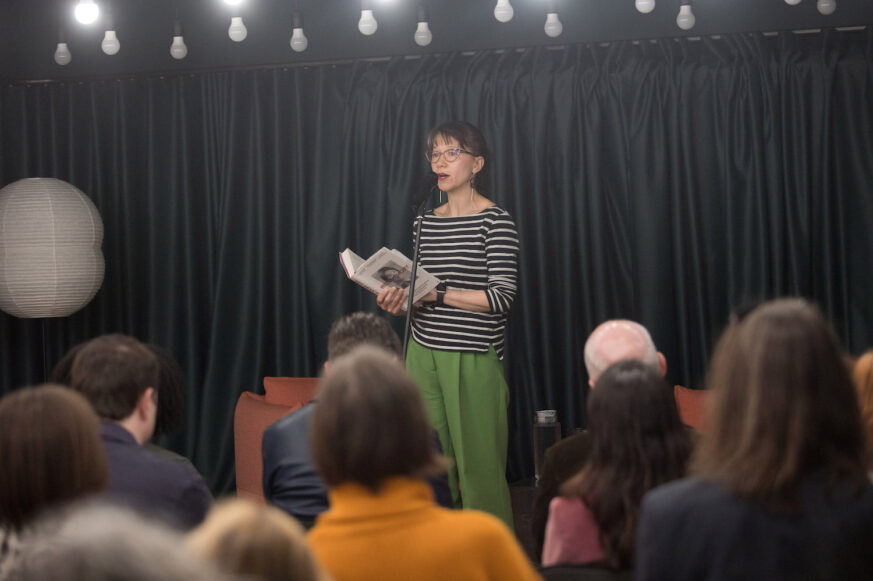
left=405, top=339, right=514, bottom=529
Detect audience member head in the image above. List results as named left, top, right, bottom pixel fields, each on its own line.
left=728, top=299, right=763, bottom=325
left=13, top=504, right=224, bottom=581
left=312, top=346, right=448, bottom=492
left=563, top=360, right=691, bottom=569
left=326, top=311, right=401, bottom=363
left=50, top=341, right=84, bottom=385
left=853, top=349, right=873, bottom=466
left=0, top=384, right=107, bottom=531
left=147, top=343, right=186, bottom=436
left=695, top=298, right=867, bottom=507
left=69, top=334, right=160, bottom=444
left=583, top=319, right=666, bottom=386
left=187, top=499, right=329, bottom=581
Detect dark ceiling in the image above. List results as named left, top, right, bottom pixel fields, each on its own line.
left=2, top=0, right=872, bottom=82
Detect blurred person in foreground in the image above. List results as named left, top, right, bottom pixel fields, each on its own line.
left=11, top=504, right=225, bottom=581
left=307, top=346, right=541, bottom=581
left=0, top=385, right=107, bottom=579
left=636, top=298, right=873, bottom=581
left=262, top=312, right=450, bottom=528
left=188, top=498, right=330, bottom=581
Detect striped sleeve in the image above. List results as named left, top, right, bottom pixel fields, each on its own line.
left=483, top=212, right=519, bottom=314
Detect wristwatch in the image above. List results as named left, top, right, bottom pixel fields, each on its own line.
left=435, top=281, right=447, bottom=305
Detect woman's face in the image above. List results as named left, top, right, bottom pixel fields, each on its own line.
left=430, top=134, right=484, bottom=195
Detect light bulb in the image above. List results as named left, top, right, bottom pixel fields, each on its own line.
left=101, top=30, right=120, bottom=55
left=228, top=16, right=247, bottom=41
left=817, top=0, right=836, bottom=14
left=170, top=36, right=187, bottom=59
left=358, top=10, right=378, bottom=35
left=289, top=12, right=307, bottom=52
left=544, top=13, right=563, bottom=37
left=170, top=20, right=187, bottom=59
left=784, top=0, right=801, bottom=5
left=290, top=28, right=308, bottom=52
left=635, top=0, right=656, bottom=13
left=676, top=4, right=695, bottom=30
left=74, top=0, right=100, bottom=24
left=414, top=22, right=432, bottom=46
left=358, top=10, right=379, bottom=36
left=54, top=42, right=72, bottom=65
left=493, top=0, right=514, bottom=23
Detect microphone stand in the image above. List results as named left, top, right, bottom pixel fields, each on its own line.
left=401, top=195, right=431, bottom=362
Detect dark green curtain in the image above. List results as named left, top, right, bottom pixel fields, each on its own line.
left=2, top=30, right=872, bottom=493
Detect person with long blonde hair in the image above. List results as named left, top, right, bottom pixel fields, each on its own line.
left=187, top=499, right=329, bottom=581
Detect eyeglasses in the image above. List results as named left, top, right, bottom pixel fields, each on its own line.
left=426, top=147, right=473, bottom=163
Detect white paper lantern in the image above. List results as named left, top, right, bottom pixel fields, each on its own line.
left=0, top=178, right=104, bottom=318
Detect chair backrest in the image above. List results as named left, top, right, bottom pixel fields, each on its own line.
left=539, top=565, right=632, bottom=581
left=263, top=376, right=320, bottom=407
left=673, top=384, right=709, bottom=432
left=233, top=392, right=299, bottom=503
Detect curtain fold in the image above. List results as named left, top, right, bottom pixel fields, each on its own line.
left=2, top=30, right=872, bottom=491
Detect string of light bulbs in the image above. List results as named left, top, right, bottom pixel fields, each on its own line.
left=52, top=0, right=839, bottom=67
left=630, top=0, right=837, bottom=28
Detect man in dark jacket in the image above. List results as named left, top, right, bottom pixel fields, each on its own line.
left=69, top=334, right=211, bottom=529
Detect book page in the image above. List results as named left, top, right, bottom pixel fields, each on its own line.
left=353, top=247, right=439, bottom=303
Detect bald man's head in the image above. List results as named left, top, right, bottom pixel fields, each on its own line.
left=583, top=320, right=666, bottom=387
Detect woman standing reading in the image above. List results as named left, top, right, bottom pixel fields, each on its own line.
left=377, top=121, right=519, bottom=527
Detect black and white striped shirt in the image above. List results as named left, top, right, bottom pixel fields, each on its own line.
left=411, top=205, right=519, bottom=359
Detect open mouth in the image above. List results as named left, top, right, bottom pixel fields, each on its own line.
left=437, top=173, right=449, bottom=180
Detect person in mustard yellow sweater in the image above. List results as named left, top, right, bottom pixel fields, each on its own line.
left=307, top=345, right=541, bottom=581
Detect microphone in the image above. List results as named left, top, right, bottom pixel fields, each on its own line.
left=412, top=172, right=439, bottom=216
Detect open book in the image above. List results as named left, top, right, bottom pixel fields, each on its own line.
left=339, top=247, right=440, bottom=305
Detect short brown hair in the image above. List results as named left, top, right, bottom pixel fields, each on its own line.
left=694, top=298, right=867, bottom=508
left=51, top=341, right=84, bottom=385
left=311, top=346, right=447, bottom=491
left=69, top=334, right=159, bottom=420
left=0, top=384, right=108, bottom=530
left=327, top=312, right=401, bottom=361
left=187, top=499, right=329, bottom=581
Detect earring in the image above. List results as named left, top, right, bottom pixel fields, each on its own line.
left=469, top=172, right=476, bottom=202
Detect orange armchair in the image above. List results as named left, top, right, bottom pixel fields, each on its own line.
left=233, top=377, right=320, bottom=502
left=673, top=384, right=709, bottom=432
